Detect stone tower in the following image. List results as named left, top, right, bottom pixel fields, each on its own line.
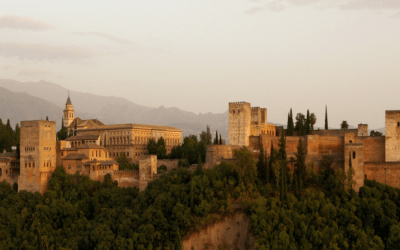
left=385, top=111, right=400, bottom=162
left=63, top=94, right=75, bottom=128
left=229, top=102, right=251, bottom=146
left=18, top=120, right=57, bottom=194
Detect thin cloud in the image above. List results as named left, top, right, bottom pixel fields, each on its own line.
left=0, top=42, right=95, bottom=62
left=245, top=6, right=265, bottom=14
left=340, top=0, right=400, bottom=10
left=3, top=65, right=14, bottom=70
left=247, top=0, right=400, bottom=13
left=245, top=1, right=285, bottom=14
left=0, top=15, right=54, bottom=30
left=73, top=31, right=134, bottom=45
left=392, top=12, right=400, bottom=18
left=17, top=69, right=52, bottom=76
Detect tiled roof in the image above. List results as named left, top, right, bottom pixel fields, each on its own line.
left=63, top=153, right=89, bottom=160
left=77, top=143, right=105, bottom=149
left=81, top=123, right=182, bottom=132
left=98, top=161, right=118, bottom=166
left=0, top=152, right=17, bottom=158
left=65, top=135, right=100, bottom=141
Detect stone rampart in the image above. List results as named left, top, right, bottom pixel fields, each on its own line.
left=157, top=159, right=179, bottom=170
left=365, top=162, right=400, bottom=189
left=113, top=170, right=139, bottom=188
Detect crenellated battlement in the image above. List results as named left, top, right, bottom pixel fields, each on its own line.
left=21, top=120, right=56, bottom=127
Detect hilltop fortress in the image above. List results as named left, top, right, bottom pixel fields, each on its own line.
left=207, top=101, right=400, bottom=191
left=0, top=96, right=182, bottom=193
left=1, top=99, right=400, bottom=193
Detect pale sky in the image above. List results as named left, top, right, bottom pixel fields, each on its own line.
left=1, top=0, right=400, bottom=129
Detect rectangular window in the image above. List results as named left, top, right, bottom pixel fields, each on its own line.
left=349, top=140, right=352, bottom=143
left=353, top=152, right=356, bottom=159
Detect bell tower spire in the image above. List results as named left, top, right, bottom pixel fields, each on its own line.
left=63, top=91, right=75, bottom=128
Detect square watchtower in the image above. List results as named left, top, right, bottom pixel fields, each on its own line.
left=229, top=102, right=251, bottom=146
left=385, top=111, right=400, bottom=162
left=18, top=120, right=56, bottom=194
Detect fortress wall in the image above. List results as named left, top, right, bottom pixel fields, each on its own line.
left=365, top=162, right=400, bottom=189
left=113, top=170, right=139, bottom=188
left=248, top=136, right=260, bottom=151
left=360, top=137, right=385, bottom=162
left=206, top=145, right=236, bottom=168
left=157, top=159, right=179, bottom=170
left=312, top=129, right=358, bottom=137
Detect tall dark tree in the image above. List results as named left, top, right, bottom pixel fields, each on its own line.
left=305, top=110, right=311, bottom=135
left=46, top=116, right=49, bottom=121
left=287, top=109, right=294, bottom=136
left=214, top=131, right=219, bottom=145
left=295, top=113, right=306, bottom=136
left=278, top=131, right=286, bottom=161
left=325, top=105, right=328, bottom=130
left=219, top=135, right=222, bottom=145
left=310, top=113, right=316, bottom=131
left=74, top=121, right=77, bottom=136
left=294, top=140, right=306, bottom=198
left=258, top=143, right=265, bottom=183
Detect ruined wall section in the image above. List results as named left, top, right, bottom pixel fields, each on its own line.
left=157, top=159, right=179, bottom=170
left=385, top=111, right=400, bottom=162
left=19, top=121, right=56, bottom=194
left=229, top=102, right=251, bottom=147
left=113, top=170, right=139, bottom=188
left=138, top=155, right=157, bottom=191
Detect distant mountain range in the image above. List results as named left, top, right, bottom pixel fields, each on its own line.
left=0, top=79, right=229, bottom=138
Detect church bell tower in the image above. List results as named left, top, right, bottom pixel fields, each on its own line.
left=63, top=92, right=75, bottom=128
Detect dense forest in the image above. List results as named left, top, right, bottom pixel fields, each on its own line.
left=1, top=127, right=400, bottom=249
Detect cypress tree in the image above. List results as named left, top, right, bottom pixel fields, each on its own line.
left=258, top=143, right=265, bottom=183
left=278, top=131, right=286, bottom=161
left=46, top=116, right=49, bottom=121
left=270, top=141, right=274, bottom=185
left=219, top=135, right=222, bottom=145
left=265, top=151, right=269, bottom=185
left=325, top=105, right=328, bottom=130
left=287, top=113, right=291, bottom=136
left=74, top=122, right=77, bottom=136
left=214, top=131, right=218, bottom=144
left=190, top=180, right=194, bottom=211
left=194, top=154, right=203, bottom=175
left=305, top=109, right=311, bottom=135
left=280, top=161, right=284, bottom=202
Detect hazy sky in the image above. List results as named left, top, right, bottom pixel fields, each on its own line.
left=1, top=0, right=400, bottom=129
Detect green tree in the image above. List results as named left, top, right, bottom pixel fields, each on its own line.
left=341, top=120, right=349, bottom=130
left=147, top=138, right=157, bottom=154
left=370, top=130, right=383, bottom=136
left=305, top=109, right=311, bottom=135
left=57, top=118, right=68, bottom=140
left=219, top=135, right=222, bottom=145
left=310, top=113, right=316, bottom=131
left=214, top=131, right=219, bottom=145
left=325, top=105, right=328, bottom=130
left=257, top=143, right=265, bottom=183
left=294, top=140, right=306, bottom=198
left=234, top=147, right=257, bottom=185
left=295, top=113, right=306, bottom=136
left=194, top=154, right=203, bottom=176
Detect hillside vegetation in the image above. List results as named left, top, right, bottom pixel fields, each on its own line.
left=0, top=141, right=400, bottom=249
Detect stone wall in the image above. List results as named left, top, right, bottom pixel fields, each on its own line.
left=311, top=129, right=358, bottom=137
left=365, top=162, right=400, bottom=189
left=113, top=170, right=139, bottom=188
left=205, top=145, right=239, bottom=168
left=385, top=111, right=400, bottom=162
left=157, top=159, right=179, bottom=170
